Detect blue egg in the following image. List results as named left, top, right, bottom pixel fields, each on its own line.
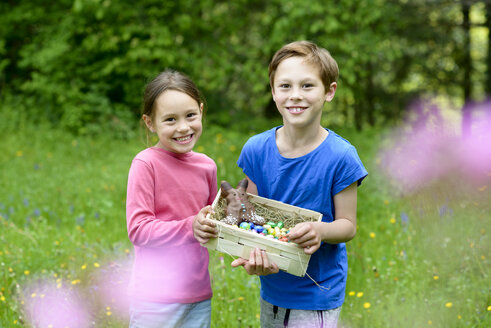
left=239, top=222, right=250, bottom=230
left=254, top=225, right=264, bottom=233
left=249, top=222, right=255, bottom=230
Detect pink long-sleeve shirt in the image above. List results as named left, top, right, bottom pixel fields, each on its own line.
left=126, top=147, right=217, bottom=303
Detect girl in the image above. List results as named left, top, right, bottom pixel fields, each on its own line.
left=126, top=69, right=218, bottom=328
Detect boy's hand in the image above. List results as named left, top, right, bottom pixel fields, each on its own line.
left=287, top=222, right=323, bottom=255
left=192, top=206, right=217, bottom=244
left=231, top=248, right=279, bottom=276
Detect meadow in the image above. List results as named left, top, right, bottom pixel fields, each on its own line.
left=0, top=121, right=489, bottom=328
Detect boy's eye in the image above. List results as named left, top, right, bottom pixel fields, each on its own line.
left=303, top=83, right=314, bottom=88
left=278, top=84, right=290, bottom=88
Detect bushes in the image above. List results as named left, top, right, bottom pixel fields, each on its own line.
left=1, top=0, right=485, bottom=137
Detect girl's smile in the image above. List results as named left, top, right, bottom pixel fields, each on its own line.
left=174, top=134, right=194, bottom=144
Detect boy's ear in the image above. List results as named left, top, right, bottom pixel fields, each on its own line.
left=325, top=82, right=337, bottom=102
left=142, top=114, right=155, bottom=133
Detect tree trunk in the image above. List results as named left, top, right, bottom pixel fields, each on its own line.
left=461, top=1, right=472, bottom=137
left=366, top=61, right=375, bottom=127
left=353, top=70, right=363, bottom=131
left=486, top=2, right=491, bottom=95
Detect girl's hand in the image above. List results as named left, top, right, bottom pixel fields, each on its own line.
left=192, top=206, right=217, bottom=244
left=286, top=222, right=323, bottom=255
left=231, top=248, right=279, bottom=276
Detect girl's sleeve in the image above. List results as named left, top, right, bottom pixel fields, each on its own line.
left=126, top=159, right=197, bottom=247
left=207, top=163, right=218, bottom=205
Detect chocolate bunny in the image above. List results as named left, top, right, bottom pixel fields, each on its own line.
left=221, top=179, right=265, bottom=226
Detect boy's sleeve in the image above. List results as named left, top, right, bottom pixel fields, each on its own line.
left=237, top=138, right=256, bottom=181
left=332, top=146, right=368, bottom=195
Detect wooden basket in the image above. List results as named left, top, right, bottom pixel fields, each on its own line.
left=203, top=189, right=323, bottom=277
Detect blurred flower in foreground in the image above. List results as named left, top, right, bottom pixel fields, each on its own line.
left=92, top=258, right=131, bottom=320
left=22, top=279, right=90, bottom=328
left=378, top=99, right=491, bottom=201
left=458, top=101, right=491, bottom=185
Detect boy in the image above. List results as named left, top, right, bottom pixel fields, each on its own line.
left=231, top=41, right=368, bottom=327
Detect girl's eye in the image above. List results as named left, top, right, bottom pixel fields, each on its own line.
left=164, top=117, right=175, bottom=122
left=187, top=112, right=198, bottom=118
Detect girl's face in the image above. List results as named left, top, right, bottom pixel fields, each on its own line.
left=272, top=56, right=336, bottom=130
left=144, top=90, right=203, bottom=154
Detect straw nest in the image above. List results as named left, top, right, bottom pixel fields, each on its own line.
left=211, top=196, right=317, bottom=230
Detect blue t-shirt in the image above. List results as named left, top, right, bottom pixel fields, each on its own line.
left=237, top=127, right=368, bottom=310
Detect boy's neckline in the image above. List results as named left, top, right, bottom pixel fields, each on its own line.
left=274, top=126, right=330, bottom=159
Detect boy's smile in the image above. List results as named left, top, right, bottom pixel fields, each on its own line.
left=287, top=106, right=307, bottom=114
left=272, top=56, right=336, bottom=129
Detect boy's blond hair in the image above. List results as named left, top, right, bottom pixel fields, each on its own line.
left=268, top=41, right=339, bottom=91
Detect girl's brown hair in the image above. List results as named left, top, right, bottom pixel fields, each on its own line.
left=268, top=41, right=339, bottom=91
left=142, top=69, right=205, bottom=118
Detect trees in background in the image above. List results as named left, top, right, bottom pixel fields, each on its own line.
left=0, top=0, right=489, bottom=135
left=487, top=1, right=491, bottom=94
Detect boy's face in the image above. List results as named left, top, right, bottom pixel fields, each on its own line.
left=272, top=56, right=336, bottom=129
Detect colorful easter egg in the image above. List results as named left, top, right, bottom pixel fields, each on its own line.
left=254, top=225, right=264, bottom=233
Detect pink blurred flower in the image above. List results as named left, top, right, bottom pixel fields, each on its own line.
left=458, top=101, right=491, bottom=184
left=23, top=280, right=91, bottom=328
left=379, top=100, right=457, bottom=194
left=378, top=99, right=491, bottom=197
left=92, top=259, right=132, bottom=319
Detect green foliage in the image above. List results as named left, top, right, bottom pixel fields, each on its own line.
left=1, top=0, right=488, bottom=136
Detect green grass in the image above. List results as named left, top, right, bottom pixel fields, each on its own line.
left=0, top=122, right=489, bottom=327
